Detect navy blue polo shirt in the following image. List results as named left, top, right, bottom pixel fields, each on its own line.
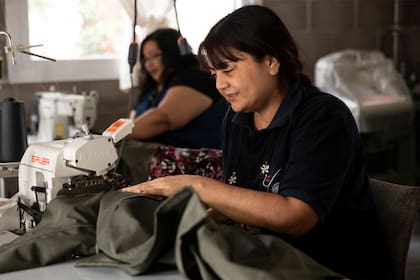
left=221, top=83, right=387, bottom=279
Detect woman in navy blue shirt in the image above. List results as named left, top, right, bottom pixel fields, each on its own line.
left=128, top=28, right=226, bottom=149
left=123, top=6, right=386, bottom=279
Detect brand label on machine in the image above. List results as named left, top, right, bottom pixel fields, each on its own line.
left=31, top=155, right=50, bottom=166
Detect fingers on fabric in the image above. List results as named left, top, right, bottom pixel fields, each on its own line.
left=120, top=185, right=144, bottom=193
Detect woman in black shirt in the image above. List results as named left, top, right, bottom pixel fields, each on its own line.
left=123, top=6, right=386, bottom=279
left=129, top=28, right=226, bottom=149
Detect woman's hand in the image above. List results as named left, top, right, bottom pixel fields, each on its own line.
left=129, top=109, right=136, bottom=120
left=120, top=174, right=201, bottom=197
left=121, top=174, right=318, bottom=237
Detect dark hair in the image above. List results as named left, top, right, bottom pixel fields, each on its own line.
left=198, top=5, right=312, bottom=89
left=138, top=28, right=197, bottom=99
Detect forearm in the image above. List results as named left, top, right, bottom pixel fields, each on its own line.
left=128, top=108, right=170, bottom=139
left=122, top=174, right=318, bottom=237
left=195, top=177, right=317, bottom=237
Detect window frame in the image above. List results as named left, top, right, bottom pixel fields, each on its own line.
left=4, top=0, right=123, bottom=83
left=4, top=0, right=262, bottom=84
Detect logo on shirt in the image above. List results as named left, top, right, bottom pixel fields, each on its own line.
left=262, top=168, right=282, bottom=193
left=228, top=171, right=237, bottom=185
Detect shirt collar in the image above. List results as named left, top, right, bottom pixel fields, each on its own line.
left=232, top=83, right=303, bottom=130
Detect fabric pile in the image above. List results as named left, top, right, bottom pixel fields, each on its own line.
left=0, top=188, right=344, bottom=279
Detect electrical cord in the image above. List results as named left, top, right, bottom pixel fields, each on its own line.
left=173, top=0, right=192, bottom=55
left=128, top=0, right=139, bottom=73
left=173, top=0, right=181, bottom=35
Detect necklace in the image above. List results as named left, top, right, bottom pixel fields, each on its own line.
left=148, top=91, right=157, bottom=104
left=148, top=84, right=165, bottom=105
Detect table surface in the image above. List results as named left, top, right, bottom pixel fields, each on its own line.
left=0, top=261, right=183, bottom=280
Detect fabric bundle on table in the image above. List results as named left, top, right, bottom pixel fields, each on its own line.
left=0, top=187, right=343, bottom=279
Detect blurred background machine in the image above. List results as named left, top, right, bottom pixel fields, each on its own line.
left=315, top=49, right=415, bottom=184
left=30, top=90, right=98, bottom=143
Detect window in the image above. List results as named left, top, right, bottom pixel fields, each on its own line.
left=131, top=0, right=262, bottom=53
left=185, top=0, right=262, bottom=51
left=28, top=0, right=129, bottom=60
left=4, top=0, right=261, bottom=84
left=4, top=0, right=130, bottom=83
left=174, top=0, right=236, bottom=53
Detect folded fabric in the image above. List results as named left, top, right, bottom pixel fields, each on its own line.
left=75, top=189, right=179, bottom=274
left=174, top=191, right=344, bottom=280
left=0, top=187, right=345, bottom=279
left=78, top=188, right=344, bottom=279
left=116, top=139, right=160, bottom=185
left=0, top=191, right=102, bottom=273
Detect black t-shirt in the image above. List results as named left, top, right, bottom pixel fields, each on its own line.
left=135, top=66, right=227, bottom=149
left=169, top=66, right=221, bottom=102
left=221, top=83, right=387, bottom=279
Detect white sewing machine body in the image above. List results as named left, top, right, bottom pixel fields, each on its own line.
left=36, top=91, right=98, bottom=142
left=19, top=135, right=118, bottom=206
left=18, top=118, right=134, bottom=230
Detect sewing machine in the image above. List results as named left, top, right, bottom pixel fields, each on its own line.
left=34, top=91, right=98, bottom=142
left=17, top=118, right=134, bottom=231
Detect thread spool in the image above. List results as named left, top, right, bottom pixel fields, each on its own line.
left=0, top=97, right=28, bottom=162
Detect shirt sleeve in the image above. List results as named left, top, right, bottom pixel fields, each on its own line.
left=279, top=96, right=358, bottom=221
left=169, top=67, right=220, bottom=102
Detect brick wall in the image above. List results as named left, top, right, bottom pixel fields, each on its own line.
left=264, top=0, right=420, bottom=88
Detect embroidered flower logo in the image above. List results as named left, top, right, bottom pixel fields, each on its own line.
left=228, top=172, right=237, bottom=184
left=260, top=162, right=269, bottom=175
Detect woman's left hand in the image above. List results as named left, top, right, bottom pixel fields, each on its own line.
left=120, top=175, right=200, bottom=197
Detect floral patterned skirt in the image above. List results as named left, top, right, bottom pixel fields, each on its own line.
left=149, top=145, right=223, bottom=181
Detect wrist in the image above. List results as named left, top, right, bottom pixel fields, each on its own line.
left=194, top=176, right=212, bottom=205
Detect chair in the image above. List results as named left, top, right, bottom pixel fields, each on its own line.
left=369, top=178, right=420, bottom=280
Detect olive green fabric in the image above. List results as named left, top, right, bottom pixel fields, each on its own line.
left=0, top=191, right=102, bottom=273
left=0, top=187, right=344, bottom=279
left=174, top=190, right=344, bottom=280
left=78, top=188, right=344, bottom=279
left=75, top=188, right=187, bottom=274
left=117, top=139, right=159, bottom=185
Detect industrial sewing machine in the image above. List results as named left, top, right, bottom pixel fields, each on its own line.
left=33, top=91, right=98, bottom=143
left=17, top=118, right=134, bottom=231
